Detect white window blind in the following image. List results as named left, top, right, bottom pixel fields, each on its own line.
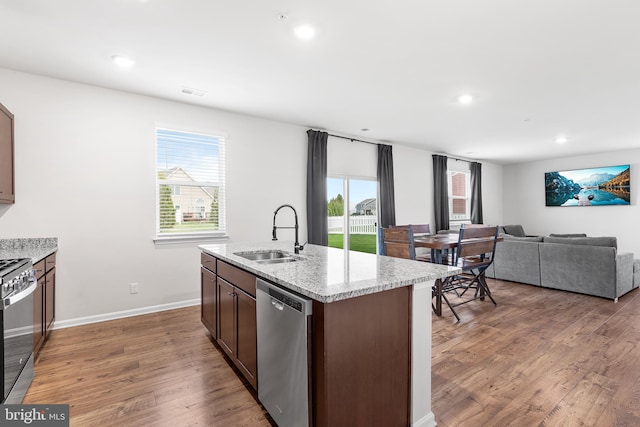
left=156, top=127, right=226, bottom=240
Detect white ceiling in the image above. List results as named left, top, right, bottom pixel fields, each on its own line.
left=1, top=0, right=639, bottom=164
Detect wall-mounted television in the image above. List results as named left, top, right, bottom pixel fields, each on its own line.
left=545, top=165, right=630, bottom=207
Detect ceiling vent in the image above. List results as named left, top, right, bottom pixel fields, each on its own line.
left=181, top=87, right=207, bottom=97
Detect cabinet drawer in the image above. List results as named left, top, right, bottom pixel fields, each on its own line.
left=45, top=253, right=56, bottom=272
left=217, top=260, right=256, bottom=297
left=201, top=252, right=217, bottom=273
left=34, top=259, right=46, bottom=279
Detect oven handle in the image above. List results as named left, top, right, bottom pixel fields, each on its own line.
left=2, top=280, right=37, bottom=309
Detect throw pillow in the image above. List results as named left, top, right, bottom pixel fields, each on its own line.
left=502, top=224, right=526, bottom=237
left=502, top=235, right=543, bottom=242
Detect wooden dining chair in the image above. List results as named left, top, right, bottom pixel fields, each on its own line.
left=393, top=223, right=431, bottom=235
left=381, top=227, right=416, bottom=260
left=391, top=224, right=431, bottom=261
left=438, top=225, right=499, bottom=321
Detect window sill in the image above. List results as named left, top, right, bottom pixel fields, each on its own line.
left=154, top=233, right=230, bottom=245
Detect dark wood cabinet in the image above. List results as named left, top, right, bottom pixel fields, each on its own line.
left=200, top=267, right=217, bottom=337
left=44, top=253, right=56, bottom=340
left=34, top=253, right=56, bottom=359
left=235, top=288, right=257, bottom=389
left=216, top=276, right=258, bottom=390
left=0, top=102, right=15, bottom=204
left=200, top=253, right=258, bottom=391
left=216, top=277, right=236, bottom=357
left=44, top=267, right=55, bottom=337
left=312, top=286, right=411, bottom=427
left=33, top=268, right=45, bottom=354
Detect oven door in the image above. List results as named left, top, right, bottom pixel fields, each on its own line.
left=2, top=280, right=36, bottom=402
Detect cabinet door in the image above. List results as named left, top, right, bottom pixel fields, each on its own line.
left=0, top=103, right=14, bottom=204
left=235, top=289, right=257, bottom=390
left=33, top=276, right=45, bottom=355
left=44, top=268, right=55, bottom=337
left=217, top=278, right=236, bottom=358
left=201, top=267, right=217, bottom=337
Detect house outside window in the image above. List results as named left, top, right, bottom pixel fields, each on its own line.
left=155, top=126, right=226, bottom=242
left=195, top=199, right=205, bottom=219
left=448, top=170, right=470, bottom=222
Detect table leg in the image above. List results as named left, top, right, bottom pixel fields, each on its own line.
left=434, top=279, right=442, bottom=316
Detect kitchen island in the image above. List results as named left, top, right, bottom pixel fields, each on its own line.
left=199, top=241, right=459, bottom=427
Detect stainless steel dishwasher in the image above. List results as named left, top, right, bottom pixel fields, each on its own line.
left=256, top=278, right=312, bottom=427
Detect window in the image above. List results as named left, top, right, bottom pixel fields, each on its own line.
left=448, top=170, right=470, bottom=221
left=155, top=126, right=226, bottom=241
left=327, top=177, right=378, bottom=254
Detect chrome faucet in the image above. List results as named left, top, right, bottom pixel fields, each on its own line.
left=272, top=204, right=302, bottom=254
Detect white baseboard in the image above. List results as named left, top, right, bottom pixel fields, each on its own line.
left=51, top=299, right=200, bottom=330
left=412, top=412, right=437, bottom=427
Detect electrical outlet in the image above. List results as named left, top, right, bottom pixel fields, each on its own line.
left=130, top=283, right=139, bottom=294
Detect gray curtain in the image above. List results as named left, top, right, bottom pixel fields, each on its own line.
left=377, top=144, right=396, bottom=228
left=470, top=161, right=483, bottom=224
left=432, top=154, right=449, bottom=232
left=306, top=130, right=328, bottom=245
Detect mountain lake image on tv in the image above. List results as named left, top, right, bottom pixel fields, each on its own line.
left=545, top=165, right=630, bottom=207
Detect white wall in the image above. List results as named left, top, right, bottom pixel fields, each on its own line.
left=0, top=68, right=505, bottom=324
left=394, top=145, right=504, bottom=229
left=0, top=68, right=307, bottom=323
left=503, top=149, right=640, bottom=255
left=327, top=136, right=377, bottom=178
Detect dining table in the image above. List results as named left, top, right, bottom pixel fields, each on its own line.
left=413, top=232, right=502, bottom=318
left=413, top=233, right=460, bottom=264
left=413, top=233, right=460, bottom=317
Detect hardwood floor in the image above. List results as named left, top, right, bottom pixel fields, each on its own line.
left=25, top=280, right=640, bottom=426
left=24, top=306, right=273, bottom=426
left=432, top=279, right=640, bottom=427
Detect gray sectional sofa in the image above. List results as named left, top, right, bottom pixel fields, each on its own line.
left=486, top=225, right=640, bottom=301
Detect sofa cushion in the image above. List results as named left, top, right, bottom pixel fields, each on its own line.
left=502, top=224, right=526, bottom=237
left=502, top=234, right=543, bottom=242
left=542, top=236, right=617, bottom=249
left=549, top=233, right=587, bottom=238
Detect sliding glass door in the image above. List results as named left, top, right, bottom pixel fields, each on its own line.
left=327, top=177, right=378, bottom=254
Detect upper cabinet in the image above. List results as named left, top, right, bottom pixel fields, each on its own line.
left=0, top=102, right=15, bottom=204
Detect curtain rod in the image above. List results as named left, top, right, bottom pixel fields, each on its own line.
left=449, top=156, right=476, bottom=164
left=326, top=132, right=390, bottom=147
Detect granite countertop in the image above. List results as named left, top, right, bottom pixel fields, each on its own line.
left=199, top=241, right=460, bottom=303
left=0, top=238, right=58, bottom=263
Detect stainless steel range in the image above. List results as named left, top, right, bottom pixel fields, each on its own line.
left=1, top=258, right=36, bottom=404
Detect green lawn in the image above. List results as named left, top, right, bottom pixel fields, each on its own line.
left=328, top=234, right=377, bottom=254
left=161, top=222, right=219, bottom=233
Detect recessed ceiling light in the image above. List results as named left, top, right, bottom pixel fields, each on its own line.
left=556, top=136, right=568, bottom=144
left=181, top=87, right=207, bottom=97
left=457, top=94, right=474, bottom=105
left=111, top=55, right=135, bottom=67
left=294, top=25, right=315, bottom=40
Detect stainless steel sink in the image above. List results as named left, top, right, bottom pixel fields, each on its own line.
left=234, top=250, right=298, bottom=263
left=235, top=250, right=290, bottom=261
left=255, top=257, right=298, bottom=265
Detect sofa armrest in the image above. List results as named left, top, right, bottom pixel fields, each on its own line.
left=616, top=252, right=634, bottom=298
